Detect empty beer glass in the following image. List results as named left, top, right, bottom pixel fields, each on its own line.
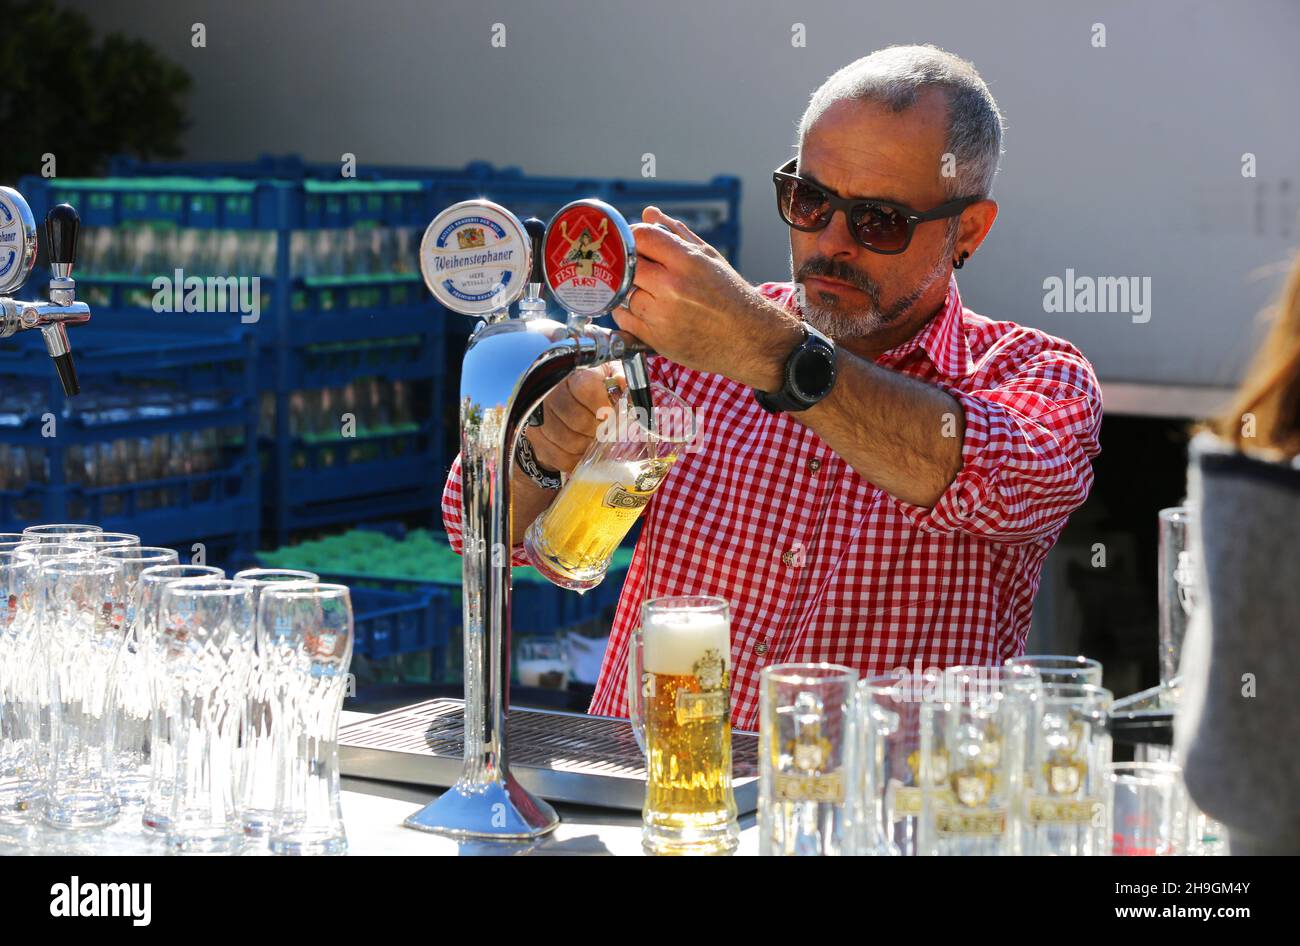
left=525, top=383, right=694, bottom=591
left=1021, top=683, right=1112, bottom=855
left=1158, top=507, right=1196, bottom=695
left=627, top=595, right=738, bottom=855
left=21, top=523, right=102, bottom=544
left=232, top=567, right=319, bottom=838
left=68, top=532, right=141, bottom=551
left=856, top=670, right=943, bottom=856
left=0, top=551, right=42, bottom=820
left=1105, top=761, right=1189, bottom=855
left=158, top=578, right=255, bottom=853
left=41, top=556, right=130, bottom=829
left=1006, top=655, right=1103, bottom=687
left=760, top=663, right=857, bottom=856
left=918, top=665, right=1042, bottom=856
left=136, top=564, right=225, bottom=832
left=259, top=583, right=353, bottom=855
left=97, top=546, right=180, bottom=805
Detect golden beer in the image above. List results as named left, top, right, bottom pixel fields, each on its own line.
left=524, top=382, right=692, bottom=592
left=630, top=596, right=739, bottom=855
left=527, top=456, right=677, bottom=587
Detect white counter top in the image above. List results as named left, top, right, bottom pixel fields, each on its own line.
left=0, top=711, right=761, bottom=856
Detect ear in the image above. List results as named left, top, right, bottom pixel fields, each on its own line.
left=956, top=199, right=998, bottom=258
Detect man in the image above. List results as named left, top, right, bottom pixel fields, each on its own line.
left=441, top=45, right=1102, bottom=730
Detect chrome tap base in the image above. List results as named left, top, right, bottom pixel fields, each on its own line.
left=403, top=773, right=559, bottom=840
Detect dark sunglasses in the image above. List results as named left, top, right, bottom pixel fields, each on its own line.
left=773, top=158, right=982, bottom=254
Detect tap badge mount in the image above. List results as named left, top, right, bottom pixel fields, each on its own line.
left=419, top=199, right=531, bottom=316
left=543, top=199, right=635, bottom=318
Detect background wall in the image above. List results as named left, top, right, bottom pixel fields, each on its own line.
left=62, top=0, right=1300, bottom=387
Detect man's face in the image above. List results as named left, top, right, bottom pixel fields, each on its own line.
left=792, top=90, right=960, bottom=349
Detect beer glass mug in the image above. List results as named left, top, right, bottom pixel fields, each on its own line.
left=856, top=670, right=942, bottom=856
left=1158, top=507, right=1196, bottom=695
left=136, top=564, right=226, bottom=832
left=158, top=579, right=256, bottom=853
left=627, top=595, right=738, bottom=855
left=1104, top=762, right=1189, bottom=855
left=0, top=551, right=42, bottom=820
left=525, top=382, right=694, bottom=592
left=1020, top=683, right=1112, bottom=855
left=21, top=523, right=102, bottom=544
left=97, top=546, right=180, bottom=806
left=41, top=556, right=130, bottom=829
left=259, top=583, right=354, bottom=855
left=231, top=567, right=319, bottom=837
left=1006, top=655, right=1103, bottom=687
left=760, top=663, right=857, bottom=856
left=918, top=665, right=1042, bottom=856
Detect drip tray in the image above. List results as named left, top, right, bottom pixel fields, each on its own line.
left=340, top=697, right=759, bottom=813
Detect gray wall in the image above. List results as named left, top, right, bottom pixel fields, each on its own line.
left=64, top=0, right=1300, bottom=387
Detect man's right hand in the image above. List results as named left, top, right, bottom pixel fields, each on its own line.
left=527, top=363, right=625, bottom=474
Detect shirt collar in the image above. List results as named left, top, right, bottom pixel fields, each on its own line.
left=877, top=275, right=972, bottom=379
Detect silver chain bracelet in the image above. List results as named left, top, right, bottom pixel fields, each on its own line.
left=514, top=431, right=562, bottom=490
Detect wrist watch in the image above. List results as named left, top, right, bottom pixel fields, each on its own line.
left=514, top=431, right=562, bottom=490
left=753, top=321, right=838, bottom=413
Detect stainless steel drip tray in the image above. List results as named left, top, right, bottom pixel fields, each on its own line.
left=340, top=697, right=759, bottom=813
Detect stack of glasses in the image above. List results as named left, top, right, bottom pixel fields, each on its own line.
left=0, top=524, right=354, bottom=855
left=756, top=654, right=1213, bottom=856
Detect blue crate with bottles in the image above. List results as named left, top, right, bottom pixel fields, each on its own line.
left=0, top=326, right=259, bottom=557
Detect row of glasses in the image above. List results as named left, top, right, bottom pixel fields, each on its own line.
left=757, top=654, right=1205, bottom=855
left=0, top=524, right=355, bottom=855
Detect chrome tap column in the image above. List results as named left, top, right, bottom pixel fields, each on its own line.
left=404, top=199, right=650, bottom=839
left=0, top=188, right=91, bottom=395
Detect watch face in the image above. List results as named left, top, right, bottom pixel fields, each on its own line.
left=791, top=345, right=836, bottom=400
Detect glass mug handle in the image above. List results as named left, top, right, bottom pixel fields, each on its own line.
left=627, top=626, right=647, bottom=758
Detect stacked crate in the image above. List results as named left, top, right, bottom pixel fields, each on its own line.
left=17, top=172, right=453, bottom=547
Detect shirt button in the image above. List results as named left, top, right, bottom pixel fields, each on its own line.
left=781, top=549, right=797, bottom=566
left=754, top=641, right=769, bottom=656
left=807, top=458, right=821, bottom=473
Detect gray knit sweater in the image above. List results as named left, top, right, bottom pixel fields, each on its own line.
left=1176, top=432, right=1300, bottom=855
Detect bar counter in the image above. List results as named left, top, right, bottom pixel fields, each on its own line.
left=0, top=712, right=762, bottom=856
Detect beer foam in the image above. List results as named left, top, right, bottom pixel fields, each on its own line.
left=570, top=458, right=648, bottom=486
left=643, top=610, right=730, bottom=676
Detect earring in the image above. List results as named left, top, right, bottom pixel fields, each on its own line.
left=953, top=250, right=970, bottom=270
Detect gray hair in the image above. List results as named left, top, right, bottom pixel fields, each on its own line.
left=796, top=45, right=1004, bottom=198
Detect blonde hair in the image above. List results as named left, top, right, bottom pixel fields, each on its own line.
left=1217, top=250, right=1300, bottom=457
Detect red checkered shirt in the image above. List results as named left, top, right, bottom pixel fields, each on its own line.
left=441, top=276, right=1102, bottom=731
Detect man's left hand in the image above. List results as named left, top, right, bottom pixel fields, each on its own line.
left=612, top=206, right=800, bottom=390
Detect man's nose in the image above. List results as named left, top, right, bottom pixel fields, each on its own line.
left=815, top=208, right=860, bottom=259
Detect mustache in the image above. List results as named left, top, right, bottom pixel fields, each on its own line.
left=796, top=257, right=880, bottom=298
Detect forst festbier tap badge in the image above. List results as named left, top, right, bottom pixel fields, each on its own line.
left=543, top=199, right=634, bottom=317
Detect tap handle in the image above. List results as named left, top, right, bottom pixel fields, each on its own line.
left=524, top=217, right=546, bottom=285
left=52, top=351, right=80, bottom=397
left=46, top=204, right=80, bottom=271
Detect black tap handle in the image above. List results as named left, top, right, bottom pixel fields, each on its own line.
left=525, top=217, right=546, bottom=285
left=46, top=204, right=80, bottom=268
left=52, top=352, right=80, bottom=397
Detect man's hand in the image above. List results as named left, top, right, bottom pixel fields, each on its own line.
left=611, top=206, right=801, bottom=391
left=528, top=362, right=625, bottom=473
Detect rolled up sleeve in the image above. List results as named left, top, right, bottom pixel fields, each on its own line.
left=893, top=345, right=1102, bottom=542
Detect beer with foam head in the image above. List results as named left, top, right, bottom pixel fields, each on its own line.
left=524, top=382, right=693, bottom=592
left=630, top=596, right=739, bottom=855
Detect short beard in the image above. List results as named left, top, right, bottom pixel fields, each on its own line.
left=793, top=225, right=958, bottom=341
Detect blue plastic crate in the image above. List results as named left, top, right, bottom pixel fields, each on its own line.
left=0, top=326, right=260, bottom=556
left=352, top=584, right=451, bottom=661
